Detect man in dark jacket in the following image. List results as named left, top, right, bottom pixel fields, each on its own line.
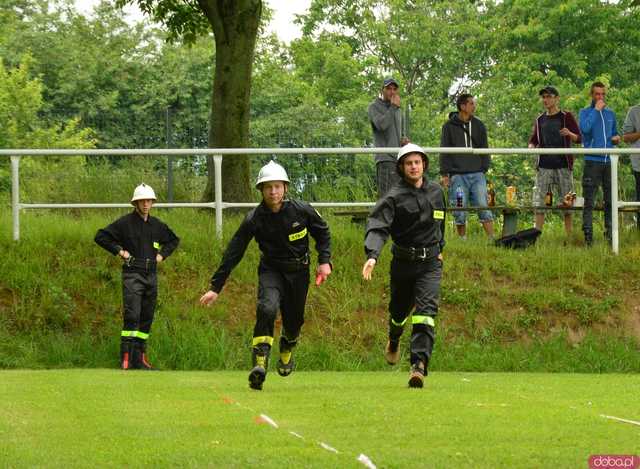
left=200, top=161, right=332, bottom=391
left=363, top=143, right=446, bottom=388
left=440, top=93, right=494, bottom=239
left=368, top=77, right=409, bottom=198
left=95, top=183, right=180, bottom=370
left=528, top=86, right=581, bottom=236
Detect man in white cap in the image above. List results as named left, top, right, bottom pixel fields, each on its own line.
left=200, top=161, right=332, bottom=391
left=363, top=144, right=446, bottom=388
left=95, top=183, right=180, bottom=370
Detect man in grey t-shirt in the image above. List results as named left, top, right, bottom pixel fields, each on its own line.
left=368, top=77, right=409, bottom=198
left=623, top=104, right=640, bottom=229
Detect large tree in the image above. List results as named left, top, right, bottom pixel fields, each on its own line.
left=118, top=0, right=263, bottom=202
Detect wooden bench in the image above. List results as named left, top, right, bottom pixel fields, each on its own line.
left=334, top=205, right=640, bottom=237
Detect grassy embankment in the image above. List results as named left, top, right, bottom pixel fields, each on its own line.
left=1, top=203, right=639, bottom=373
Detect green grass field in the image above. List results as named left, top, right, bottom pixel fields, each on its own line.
left=1, top=370, right=638, bottom=468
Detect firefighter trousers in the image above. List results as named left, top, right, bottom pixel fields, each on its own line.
left=253, top=266, right=310, bottom=351
left=122, top=271, right=157, bottom=340
left=388, top=256, right=442, bottom=367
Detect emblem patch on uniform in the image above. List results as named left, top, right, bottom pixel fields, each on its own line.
left=433, top=210, right=444, bottom=220
left=153, top=242, right=160, bottom=250
left=288, top=227, right=307, bottom=241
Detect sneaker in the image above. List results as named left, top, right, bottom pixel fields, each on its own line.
left=408, top=361, right=425, bottom=388
left=276, top=350, right=295, bottom=377
left=384, top=340, right=400, bottom=365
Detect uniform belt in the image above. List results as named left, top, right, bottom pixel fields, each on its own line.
left=123, top=257, right=157, bottom=271
left=391, top=243, right=438, bottom=262
left=262, top=253, right=310, bottom=272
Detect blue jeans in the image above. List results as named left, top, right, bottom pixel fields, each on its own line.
left=449, top=172, right=493, bottom=225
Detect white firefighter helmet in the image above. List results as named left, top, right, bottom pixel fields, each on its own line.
left=397, top=143, right=426, bottom=162
left=255, top=160, right=290, bottom=189
left=131, top=183, right=157, bottom=205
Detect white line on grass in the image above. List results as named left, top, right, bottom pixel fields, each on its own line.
left=217, top=390, right=377, bottom=468
left=319, top=442, right=339, bottom=453
left=358, top=453, right=377, bottom=469
left=600, top=414, right=640, bottom=427
left=258, top=414, right=279, bottom=428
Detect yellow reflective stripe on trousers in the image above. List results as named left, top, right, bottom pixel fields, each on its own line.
left=121, top=330, right=149, bottom=339
left=412, top=315, right=435, bottom=327
left=391, top=317, right=409, bottom=327
left=252, top=336, right=274, bottom=346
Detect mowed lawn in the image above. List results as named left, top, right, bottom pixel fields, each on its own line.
left=0, top=370, right=638, bottom=468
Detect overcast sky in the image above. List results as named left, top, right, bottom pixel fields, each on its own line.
left=74, top=0, right=311, bottom=43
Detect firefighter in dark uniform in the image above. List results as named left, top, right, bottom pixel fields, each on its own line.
left=95, top=183, right=180, bottom=370
left=362, top=144, right=446, bottom=388
left=200, top=161, right=332, bottom=390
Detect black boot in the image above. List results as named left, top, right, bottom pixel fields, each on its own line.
left=276, top=336, right=296, bottom=377
left=134, top=340, right=158, bottom=371
left=249, top=345, right=270, bottom=390
left=120, top=338, right=134, bottom=370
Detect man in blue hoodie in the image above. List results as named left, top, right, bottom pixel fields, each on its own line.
left=579, top=82, right=621, bottom=246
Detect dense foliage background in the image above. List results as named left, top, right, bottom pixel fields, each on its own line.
left=2, top=0, right=640, bottom=203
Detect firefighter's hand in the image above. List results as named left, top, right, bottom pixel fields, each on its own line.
left=156, top=254, right=163, bottom=263
left=119, top=250, right=130, bottom=260
left=199, top=290, right=218, bottom=306
left=440, top=175, right=449, bottom=188
left=612, top=135, right=621, bottom=145
left=362, top=259, right=376, bottom=280
left=315, top=263, right=332, bottom=286
left=438, top=253, right=443, bottom=262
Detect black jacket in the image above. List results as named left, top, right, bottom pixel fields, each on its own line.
left=439, top=112, right=490, bottom=175
left=209, top=199, right=332, bottom=293
left=365, top=178, right=446, bottom=260
left=94, top=211, right=180, bottom=272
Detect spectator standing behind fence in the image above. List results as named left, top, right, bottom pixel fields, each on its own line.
left=368, top=77, right=409, bottom=198
left=528, top=86, right=581, bottom=237
left=579, top=81, right=620, bottom=246
left=439, top=94, right=494, bottom=239
left=622, top=103, right=640, bottom=230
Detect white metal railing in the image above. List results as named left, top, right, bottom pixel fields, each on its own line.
left=2, top=147, right=639, bottom=254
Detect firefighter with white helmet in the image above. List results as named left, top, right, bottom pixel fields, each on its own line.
left=362, top=144, right=446, bottom=388
left=200, top=160, right=332, bottom=390
left=95, top=183, right=179, bottom=370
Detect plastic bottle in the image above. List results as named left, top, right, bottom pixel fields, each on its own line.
left=456, top=186, right=464, bottom=208
left=506, top=186, right=516, bottom=206
left=487, top=182, right=496, bottom=207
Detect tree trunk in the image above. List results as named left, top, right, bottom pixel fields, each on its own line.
left=199, top=0, right=262, bottom=202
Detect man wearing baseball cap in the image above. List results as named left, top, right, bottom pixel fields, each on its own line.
left=528, top=86, right=581, bottom=237
left=368, top=77, right=409, bottom=198
left=362, top=144, right=446, bottom=388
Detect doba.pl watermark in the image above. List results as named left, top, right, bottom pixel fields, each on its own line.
left=589, top=455, right=639, bottom=469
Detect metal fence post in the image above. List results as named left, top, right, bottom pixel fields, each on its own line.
left=11, top=156, right=20, bottom=241
left=611, top=154, right=619, bottom=254
left=214, top=155, right=223, bottom=239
